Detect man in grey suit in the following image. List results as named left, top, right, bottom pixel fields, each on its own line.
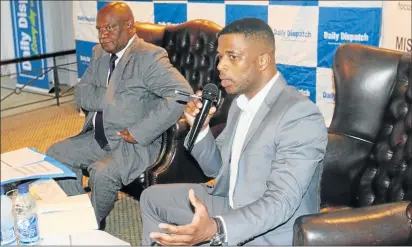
left=140, top=18, right=328, bottom=246
left=46, top=2, right=192, bottom=229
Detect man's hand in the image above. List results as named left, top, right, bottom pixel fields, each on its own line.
left=149, top=189, right=217, bottom=246
left=117, top=128, right=137, bottom=143
left=184, top=90, right=216, bottom=129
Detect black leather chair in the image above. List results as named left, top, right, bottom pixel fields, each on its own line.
left=132, top=20, right=235, bottom=188
left=293, top=44, right=412, bottom=245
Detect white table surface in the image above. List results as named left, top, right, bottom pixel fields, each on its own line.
left=38, top=230, right=130, bottom=246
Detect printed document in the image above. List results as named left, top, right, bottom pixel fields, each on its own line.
left=36, top=194, right=98, bottom=237
left=1, top=147, right=74, bottom=185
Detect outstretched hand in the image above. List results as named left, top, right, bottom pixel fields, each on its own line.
left=149, top=189, right=217, bottom=246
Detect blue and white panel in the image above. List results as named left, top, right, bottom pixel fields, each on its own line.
left=73, top=0, right=385, bottom=125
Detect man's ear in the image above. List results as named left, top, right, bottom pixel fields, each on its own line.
left=127, top=20, right=134, bottom=33
left=259, top=53, right=271, bottom=71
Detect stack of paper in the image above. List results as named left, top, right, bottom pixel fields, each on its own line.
left=1, top=147, right=75, bottom=185
left=36, top=194, right=98, bottom=237
left=29, top=179, right=68, bottom=202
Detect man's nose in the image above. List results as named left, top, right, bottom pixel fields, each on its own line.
left=217, top=59, right=224, bottom=72
left=99, top=30, right=108, bottom=39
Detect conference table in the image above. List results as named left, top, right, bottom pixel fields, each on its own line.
left=4, top=181, right=131, bottom=246
left=39, top=229, right=130, bottom=246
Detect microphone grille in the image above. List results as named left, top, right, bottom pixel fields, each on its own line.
left=202, top=83, right=219, bottom=101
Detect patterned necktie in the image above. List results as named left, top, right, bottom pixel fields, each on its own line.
left=95, top=54, right=118, bottom=148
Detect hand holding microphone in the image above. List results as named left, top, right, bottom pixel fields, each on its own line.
left=183, top=83, right=220, bottom=152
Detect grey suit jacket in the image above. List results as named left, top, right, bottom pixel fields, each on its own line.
left=191, top=74, right=328, bottom=245
left=75, top=35, right=193, bottom=185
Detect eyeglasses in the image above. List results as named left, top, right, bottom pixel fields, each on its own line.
left=96, top=24, right=119, bottom=33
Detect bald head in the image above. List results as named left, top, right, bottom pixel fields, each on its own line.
left=96, top=2, right=135, bottom=53
left=98, top=2, right=134, bottom=23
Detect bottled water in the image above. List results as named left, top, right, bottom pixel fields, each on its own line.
left=15, top=183, right=40, bottom=245
left=0, top=185, right=17, bottom=245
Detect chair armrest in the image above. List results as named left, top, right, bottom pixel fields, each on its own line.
left=293, top=201, right=412, bottom=246
left=144, top=117, right=191, bottom=184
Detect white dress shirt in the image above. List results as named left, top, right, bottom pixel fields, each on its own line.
left=92, top=35, right=136, bottom=128
left=194, top=72, right=279, bottom=242
left=227, top=72, right=279, bottom=208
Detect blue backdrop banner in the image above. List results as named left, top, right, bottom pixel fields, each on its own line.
left=10, top=0, right=49, bottom=91
left=73, top=0, right=384, bottom=126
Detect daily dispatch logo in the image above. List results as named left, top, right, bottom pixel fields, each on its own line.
left=323, top=32, right=369, bottom=43
left=322, top=91, right=335, bottom=100
left=77, top=15, right=96, bottom=23
left=14, top=0, right=42, bottom=73
left=80, top=55, right=91, bottom=63
left=273, top=29, right=312, bottom=41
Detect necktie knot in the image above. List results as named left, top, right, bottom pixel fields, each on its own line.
left=109, top=54, right=118, bottom=75
left=110, top=53, right=118, bottom=64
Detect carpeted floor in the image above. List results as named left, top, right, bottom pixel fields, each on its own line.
left=1, top=102, right=142, bottom=246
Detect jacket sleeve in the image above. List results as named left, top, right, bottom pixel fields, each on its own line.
left=127, top=48, right=193, bottom=146
left=189, top=99, right=236, bottom=177
left=74, top=45, right=106, bottom=112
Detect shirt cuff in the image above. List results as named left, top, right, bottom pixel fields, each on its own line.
left=216, top=215, right=228, bottom=243
left=194, top=125, right=210, bottom=144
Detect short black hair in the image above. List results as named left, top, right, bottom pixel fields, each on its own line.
left=218, top=17, right=275, bottom=49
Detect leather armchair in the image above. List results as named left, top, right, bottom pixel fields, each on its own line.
left=293, top=44, right=412, bottom=245
left=132, top=20, right=235, bottom=188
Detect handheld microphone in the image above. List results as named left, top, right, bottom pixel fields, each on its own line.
left=175, top=90, right=221, bottom=102
left=185, top=83, right=220, bottom=152
left=174, top=90, right=203, bottom=100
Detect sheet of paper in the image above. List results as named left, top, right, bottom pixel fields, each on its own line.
left=38, top=206, right=98, bottom=237
left=38, top=235, right=71, bottom=245
left=36, top=194, right=91, bottom=214
left=30, top=179, right=67, bottom=202
left=1, top=147, right=45, bottom=167
left=71, top=230, right=130, bottom=246
left=38, top=231, right=130, bottom=246
left=1, top=161, right=23, bottom=182
left=1, top=161, right=64, bottom=183
left=37, top=194, right=98, bottom=237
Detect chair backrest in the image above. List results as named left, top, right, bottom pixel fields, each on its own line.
left=135, top=20, right=234, bottom=125
left=134, top=20, right=236, bottom=185
left=321, top=43, right=411, bottom=207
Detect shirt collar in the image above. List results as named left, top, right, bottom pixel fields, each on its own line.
left=114, top=35, right=135, bottom=60
left=236, top=72, right=280, bottom=114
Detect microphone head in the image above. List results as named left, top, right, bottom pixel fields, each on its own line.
left=202, top=83, right=219, bottom=101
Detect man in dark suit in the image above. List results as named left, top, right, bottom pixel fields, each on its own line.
left=140, top=18, right=327, bottom=246
left=46, top=2, right=192, bottom=228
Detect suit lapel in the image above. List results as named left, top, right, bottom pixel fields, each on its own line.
left=106, top=36, right=139, bottom=103
left=213, top=103, right=241, bottom=194
left=98, top=54, right=110, bottom=87
left=222, top=104, right=241, bottom=164
left=240, top=74, right=287, bottom=153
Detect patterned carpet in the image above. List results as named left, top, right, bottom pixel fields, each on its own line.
left=1, top=102, right=142, bottom=246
